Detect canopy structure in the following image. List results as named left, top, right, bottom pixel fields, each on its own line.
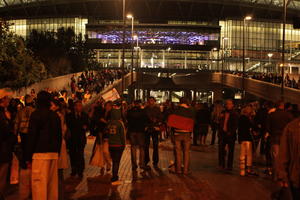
left=0, top=0, right=299, bottom=21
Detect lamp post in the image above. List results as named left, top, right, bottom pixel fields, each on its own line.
left=133, top=35, right=140, bottom=99
left=267, top=53, right=273, bottom=73
left=281, top=0, right=289, bottom=100
left=210, top=47, right=217, bottom=70
left=107, top=54, right=111, bottom=67
left=242, top=16, right=252, bottom=98
left=222, top=37, right=228, bottom=87
left=167, top=47, right=171, bottom=68
left=121, top=0, right=126, bottom=96
left=127, top=14, right=134, bottom=86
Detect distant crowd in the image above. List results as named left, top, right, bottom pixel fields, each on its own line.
left=231, top=72, right=300, bottom=90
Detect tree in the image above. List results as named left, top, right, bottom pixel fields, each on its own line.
left=27, top=28, right=96, bottom=76
left=0, top=21, right=46, bottom=90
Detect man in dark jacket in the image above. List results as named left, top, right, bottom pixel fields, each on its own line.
left=127, top=100, right=148, bottom=171
left=25, top=91, right=62, bottom=200
left=218, top=99, right=239, bottom=170
left=266, top=101, right=293, bottom=180
left=144, top=97, right=163, bottom=168
left=278, top=117, right=300, bottom=200
left=0, top=95, right=16, bottom=199
left=66, top=101, right=90, bottom=178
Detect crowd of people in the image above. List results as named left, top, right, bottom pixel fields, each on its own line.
left=1, top=78, right=300, bottom=199
left=232, top=71, right=300, bottom=90
left=70, top=70, right=124, bottom=102
left=0, top=69, right=128, bottom=200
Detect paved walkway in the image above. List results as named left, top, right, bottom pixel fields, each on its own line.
left=7, top=137, right=278, bottom=200
left=63, top=137, right=277, bottom=200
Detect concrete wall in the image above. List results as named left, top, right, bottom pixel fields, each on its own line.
left=212, top=73, right=300, bottom=104
left=136, top=72, right=300, bottom=105
left=0, top=72, right=83, bottom=98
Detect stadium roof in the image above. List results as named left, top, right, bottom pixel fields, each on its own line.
left=0, top=0, right=299, bottom=21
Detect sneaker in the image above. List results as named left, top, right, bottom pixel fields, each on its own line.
left=111, top=180, right=122, bottom=186
left=240, top=170, right=246, bottom=176
left=247, top=170, right=259, bottom=176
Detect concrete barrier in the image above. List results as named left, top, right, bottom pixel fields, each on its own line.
left=0, top=72, right=83, bottom=98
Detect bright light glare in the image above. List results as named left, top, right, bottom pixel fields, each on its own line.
left=245, top=16, right=252, bottom=20
left=126, top=14, right=133, bottom=19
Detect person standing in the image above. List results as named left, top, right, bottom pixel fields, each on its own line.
left=89, top=101, right=112, bottom=175
left=278, top=117, right=300, bottom=200
left=0, top=95, right=16, bottom=199
left=144, top=97, right=162, bottom=168
left=211, top=102, right=223, bottom=145
left=105, top=103, right=126, bottom=185
left=14, top=95, right=35, bottom=200
left=196, top=103, right=211, bottom=145
left=50, top=99, right=69, bottom=200
left=238, top=106, right=257, bottom=176
left=168, top=97, right=195, bottom=174
left=127, top=100, right=148, bottom=171
left=66, top=101, right=90, bottom=179
left=266, top=101, right=293, bottom=180
left=25, top=91, right=62, bottom=200
left=218, top=99, right=239, bottom=171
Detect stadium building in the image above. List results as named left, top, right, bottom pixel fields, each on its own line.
left=1, top=0, right=300, bottom=101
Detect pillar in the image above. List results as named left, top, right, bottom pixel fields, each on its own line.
left=184, top=51, right=187, bottom=69
left=118, top=50, right=121, bottom=68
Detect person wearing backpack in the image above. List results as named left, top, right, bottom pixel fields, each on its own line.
left=105, top=102, right=126, bottom=185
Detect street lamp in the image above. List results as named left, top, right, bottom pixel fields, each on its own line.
left=121, top=0, right=126, bottom=96
left=133, top=35, right=140, bottom=99
left=166, top=47, right=171, bottom=69
left=281, top=0, right=289, bottom=100
left=242, top=15, right=252, bottom=98
left=267, top=53, right=273, bottom=73
left=107, top=54, right=111, bottom=67
left=211, top=48, right=218, bottom=70
left=222, top=37, right=228, bottom=87
left=127, top=14, right=135, bottom=86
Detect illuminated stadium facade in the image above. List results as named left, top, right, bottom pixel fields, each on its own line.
left=2, top=0, right=300, bottom=73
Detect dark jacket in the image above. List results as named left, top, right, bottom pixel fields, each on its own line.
left=219, top=110, right=239, bottom=141
left=196, top=108, right=211, bottom=125
left=127, top=106, right=147, bottom=133
left=238, top=115, right=253, bottom=142
left=267, top=109, right=293, bottom=144
left=25, top=108, right=62, bottom=161
left=66, top=111, right=90, bottom=148
left=0, top=107, right=17, bottom=163
left=144, top=105, right=162, bottom=128
left=278, top=118, right=300, bottom=188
